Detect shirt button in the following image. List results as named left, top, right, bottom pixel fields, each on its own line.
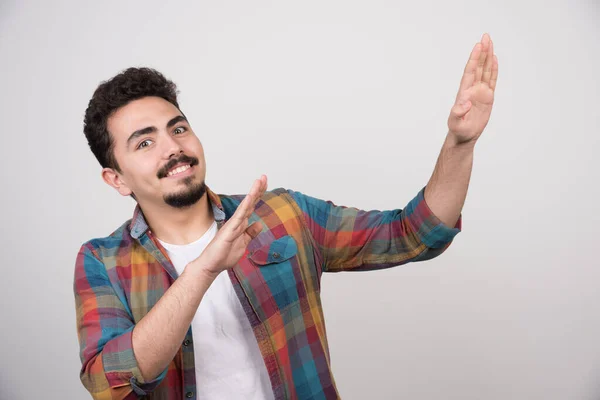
left=183, top=339, right=191, bottom=346
left=272, top=252, right=280, bottom=259
left=186, top=392, right=194, bottom=398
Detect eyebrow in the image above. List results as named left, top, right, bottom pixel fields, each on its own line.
left=126, top=115, right=188, bottom=149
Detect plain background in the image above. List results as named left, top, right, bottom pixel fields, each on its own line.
left=1, top=0, right=599, bottom=399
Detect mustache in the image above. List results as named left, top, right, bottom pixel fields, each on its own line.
left=157, top=154, right=199, bottom=179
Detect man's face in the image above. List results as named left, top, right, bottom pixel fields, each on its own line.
left=105, top=96, right=207, bottom=208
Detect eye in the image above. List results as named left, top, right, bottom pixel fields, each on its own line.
left=174, top=126, right=187, bottom=135
left=137, top=139, right=153, bottom=150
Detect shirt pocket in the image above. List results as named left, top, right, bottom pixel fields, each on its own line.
left=248, top=235, right=300, bottom=310
left=248, top=235, right=298, bottom=266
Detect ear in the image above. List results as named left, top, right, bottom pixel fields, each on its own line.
left=102, top=167, right=133, bottom=197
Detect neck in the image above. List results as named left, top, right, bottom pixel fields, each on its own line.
left=140, top=191, right=215, bottom=245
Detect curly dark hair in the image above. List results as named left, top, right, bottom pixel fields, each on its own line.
left=83, top=67, right=180, bottom=172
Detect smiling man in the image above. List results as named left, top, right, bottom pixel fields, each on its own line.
left=74, top=33, right=498, bottom=400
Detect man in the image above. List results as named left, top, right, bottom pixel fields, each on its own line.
left=74, top=33, right=498, bottom=399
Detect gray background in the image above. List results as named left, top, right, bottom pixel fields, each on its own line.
left=1, top=0, right=599, bottom=399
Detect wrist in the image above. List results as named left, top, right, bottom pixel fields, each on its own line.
left=445, top=131, right=477, bottom=152
left=184, top=259, right=221, bottom=282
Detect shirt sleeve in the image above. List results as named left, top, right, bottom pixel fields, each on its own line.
left=287, top=185, right=462, bottom=273
left=74, top=244, right=168, bottom=399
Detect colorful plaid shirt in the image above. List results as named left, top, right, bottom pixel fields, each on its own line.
left=74, top=185, right=461, bottom=399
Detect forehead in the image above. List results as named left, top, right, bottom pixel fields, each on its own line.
left=107, top=96, right=182, bottom=144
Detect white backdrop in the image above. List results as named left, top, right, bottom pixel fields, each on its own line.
left=1, top=0, right=599, bottom=399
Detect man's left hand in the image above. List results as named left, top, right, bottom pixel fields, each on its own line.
left=447, top=33, right=499, bottom=146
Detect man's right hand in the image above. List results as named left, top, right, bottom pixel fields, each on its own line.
left=192, top=175, right=268, bottom=277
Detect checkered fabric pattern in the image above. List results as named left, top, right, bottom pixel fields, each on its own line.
left=74, top=185, right=461, bottom=399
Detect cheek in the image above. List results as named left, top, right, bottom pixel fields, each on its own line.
left=188, top=134, right=203, bottom=151
left=191, top=142, right=204, bottom=156
left=187, top=140, right=205, bottom=161
left=129, top=158, right=159, bottom=184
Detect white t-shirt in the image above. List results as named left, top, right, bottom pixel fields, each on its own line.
left=157, top=220, right=274, bottom=400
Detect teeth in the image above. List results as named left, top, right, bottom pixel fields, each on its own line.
left=167, top=164, right=190, bottom=177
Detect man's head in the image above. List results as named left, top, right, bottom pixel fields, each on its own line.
left=84, top=67, right=207, bottom=209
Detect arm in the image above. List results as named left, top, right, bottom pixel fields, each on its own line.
left=423, top=134, right=474, bottom=229
left=288, top=34, right=498, bottom=273
left=74, top=245, right=216, bottom=399
left=288, top=186, right=461, bottom=273
left=132, top=264, right=215, bottom=381
left=74, top=175, right=268, bottom=399
left=131, top=175, right=269, bottom=378
left=426, top=33, right=498, bottom=225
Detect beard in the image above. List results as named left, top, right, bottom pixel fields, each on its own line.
left=163, top=177, right=207, bottom=209
left=157, top=154, right=206, bottom=209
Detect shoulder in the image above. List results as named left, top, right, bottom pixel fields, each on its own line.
left=78, top=219, right=134, bottom=261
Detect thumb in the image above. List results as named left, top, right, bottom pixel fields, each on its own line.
left=451, top=100, right=471, bottom=119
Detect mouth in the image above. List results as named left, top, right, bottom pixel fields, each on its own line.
left=166, top=163, right=194, bottom=178
left=158, top=155, right=199, bottom=179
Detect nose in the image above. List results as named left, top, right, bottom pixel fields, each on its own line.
left=161, top=132, right=184, bottom=159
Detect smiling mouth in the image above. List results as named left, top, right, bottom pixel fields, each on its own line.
left=167, top=164, right=191, bottom=177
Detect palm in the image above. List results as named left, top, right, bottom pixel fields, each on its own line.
left=199, top=175, right=268, bottom=275
left=212, top=227, right=254, bottom=269
left=447, top=33, right=499, bottom=144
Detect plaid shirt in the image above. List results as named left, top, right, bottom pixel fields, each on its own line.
left=74, top=185, right=461, bottom=399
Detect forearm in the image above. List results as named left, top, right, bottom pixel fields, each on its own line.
left=424, top=133, right=475, bottom=227
left=132, top=262, right=217, bottom=381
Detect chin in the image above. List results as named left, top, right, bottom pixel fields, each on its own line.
left=163, top=180, right=207, bottom=209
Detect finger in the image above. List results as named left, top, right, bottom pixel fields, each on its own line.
left=245, top=220, right=263, bottom=240
left=245, top=175, right=267, bottom=215
left=490, top=54, right=499, bottom=91
left=226, top=174, right=268, bottom=235
left=230, top=175, right=267, bottom=231
left=482, top=37, right=494, bottom=85
left=229, top=179, right=261, bottom=229
left=458, top=42, right=482, bottom=94
left=475, top=34, right=489, bottom=83
left=258, top=175, right=268, bottom=197
left=247, top=175, right=267, bottom=211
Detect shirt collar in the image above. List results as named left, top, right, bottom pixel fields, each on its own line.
left=129, top=185, right=226, bottom=239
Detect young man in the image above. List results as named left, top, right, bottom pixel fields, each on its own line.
left=74, top=34, right=497, bottom=399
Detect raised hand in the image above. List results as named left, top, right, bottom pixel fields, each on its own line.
left=447, top=33, right=499, bottom=145
left=192, top=175, right=268, bottom=277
